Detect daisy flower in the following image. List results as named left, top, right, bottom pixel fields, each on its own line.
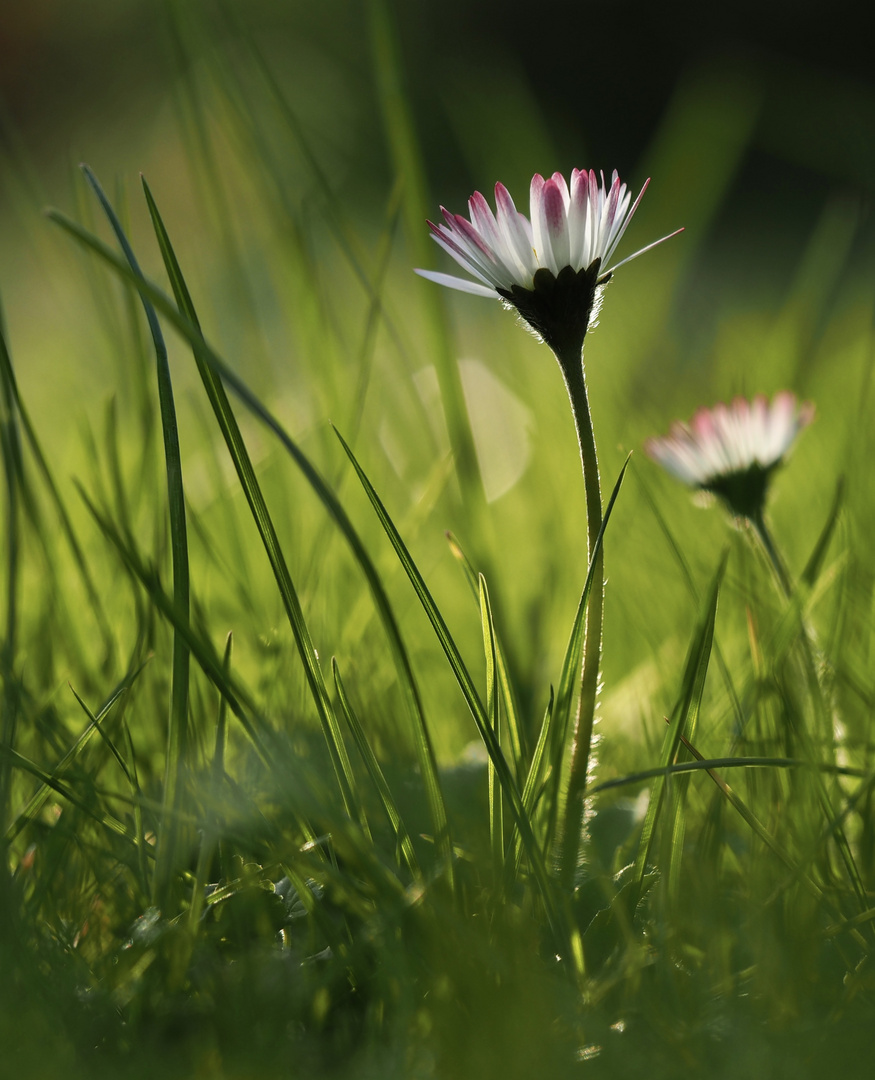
left=415, top=169, right=680, bottom=885
left=416, top=169, right=682, bottom=355
left=645, top=393, right=815, bottom=520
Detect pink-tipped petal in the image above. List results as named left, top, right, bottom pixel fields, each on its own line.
left=419, top=168, right=680, bottom=304
left=539, top=178, right=570, bottom=273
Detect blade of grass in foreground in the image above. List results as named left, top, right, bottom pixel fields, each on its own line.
left=478, top=574, right=504, bottom=878
left=137, top=177, right=366, bottom=841
left=333, top=426, right=572, bottom=951
left=447, top=532, right=525, bottom=777
left=511, top=690, right=554, bottom=884
left=53, top=184, right=453, bottom=887
left=76, top=484, right=270, bottom=759
left=2, top=674, right=139, bottom=848
left=631, top=550, right=726, bottom=895
left=189, top=632, right=232, bottom=933
left=332, top=658, right=420, bottom=879
left=0, top=305, right=22, bottom=830
left=80, top=164, right=191, bottom=912
left=0, top=312, right=114, bottom=660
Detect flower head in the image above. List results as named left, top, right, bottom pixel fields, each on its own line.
left=645, top=393, right=815, bottom=520
left=416, top=170, right=681, bottom=355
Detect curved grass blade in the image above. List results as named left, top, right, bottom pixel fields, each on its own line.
left=77, top=483, right=270, bottom=760
left=139, top=177, right=369, bottom=854
left=189, top=632, right=232, bottom=933
left=510, top=689, right=554, bottom=883
left=332, top=426, right=568, bottom=944
left=479, top=574, right=504, bottom=877
left=447, top=532, right=524, bottom=774
left=802, top=475, right=844, bottom=588
left=0, top=306, right=23, bottom=828
left=79, top=164, right=191, bottom=910
left=3, top=673, right=141, bottom=849
left=332, top=658, right=420, bottom=880
left=631, top=549, right=727, bottom=894
left=53, top=186, right=452, bottom=885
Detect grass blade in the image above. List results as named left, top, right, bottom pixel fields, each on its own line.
left=332, top=425, right=570, bottom=946
left=631, top=550, right=727, bottom=893
left=189, top=632, right=232, bottom=932
left=802, top=475, right=844, bottom=588
left=510, top=690, right=555, bottom=883
left=479, top=574, right=504, bottom=878
left=0, top=305, right=23, bottom=830
left=50, top=194, right=452, bottom=885
left=332, top=658, right=420, bottom=880
left=139, top=175, right=367, bottom=851
left=79, top=164, right=191, bottom=910
left=447, top=532, right=525, bottom=775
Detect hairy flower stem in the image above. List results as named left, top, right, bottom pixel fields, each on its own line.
left=554, top=342, right=603, bottom=889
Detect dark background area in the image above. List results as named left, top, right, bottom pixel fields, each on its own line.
left=2, top=0, right=874, bottom=194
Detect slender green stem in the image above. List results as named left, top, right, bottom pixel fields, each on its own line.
left=554, top=343, right=603, bottom=888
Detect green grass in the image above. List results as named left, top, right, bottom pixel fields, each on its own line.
left=2, top=5, right=875, bottom=1078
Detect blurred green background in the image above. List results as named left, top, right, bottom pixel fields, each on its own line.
left=1, top=0, right=873, bottom=752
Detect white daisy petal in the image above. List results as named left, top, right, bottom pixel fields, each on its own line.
left=417, top=169, right=681, bottom=322
left=539, top=177, right=570, bottom=275
left=414, top=269, right=498, bottom=297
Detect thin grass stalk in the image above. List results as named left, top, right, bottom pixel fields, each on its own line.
left=80, top=165, right=191, bottom=911
left=446, top=532, right=525, bottom=775
left=632, top=553, right=725, bottom=894
left=137, top=182, right=367, bottom=836
left=333, top=426, right=569, bottom=948
left=479, top=575, right=504, bottom=879
left=0, top=312, right=22, bottom=831
left=47, top=202, right=454, bottom=887
left=332, top=659, right=420, bottom=879
left=0, top=316, right=114, bottom=660
left=752, top=511, right=871, bottom=927
left=510, top=690, right=554, bottom=885
left=189, top=633, right=232, bottom=933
